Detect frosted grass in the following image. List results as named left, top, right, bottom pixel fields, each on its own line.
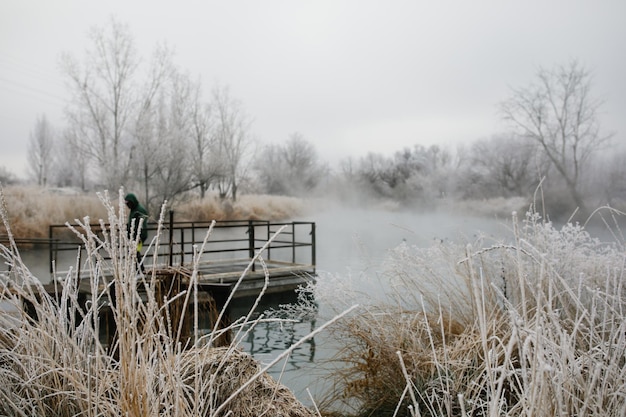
left=314, top=209, right=626, bottom=416
left=0, top=188, right=338, bottom=417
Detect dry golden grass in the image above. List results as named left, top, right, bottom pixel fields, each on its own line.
left=0, top=186, right=108, bottom=239
left=175, top=193, right=308, bottom=222
left=0, top=186, right=307, bottom=243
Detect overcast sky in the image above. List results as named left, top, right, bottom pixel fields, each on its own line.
left=1, top=1, right=625, bottom=179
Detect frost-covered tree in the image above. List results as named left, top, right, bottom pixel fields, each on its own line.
left=27, top=114, right=54, bottom=186
left=147, top=71, right=196, bottom=207
left=500, top=60, right=612, bottom=215
left=61, top=17, right=171, bottom=190
left=212, top=85, right=252, bottom=201
left=0, top=166, right=16, bottom=185
left=52, top=127, right=89, bottom=190
left=346, top=145, right=456, bottom=203
left=255, top=133, right=327, bottom=196
left=188, top=81, right=221, bottom=199
left=458, top=134, right=543, bottom=198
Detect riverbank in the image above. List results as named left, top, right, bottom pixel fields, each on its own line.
left=0, top=186, right=308, bottom=242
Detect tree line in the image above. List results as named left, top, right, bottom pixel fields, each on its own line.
left=16, top=18, right=625, bottom=220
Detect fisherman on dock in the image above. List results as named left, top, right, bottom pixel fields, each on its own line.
left=125, top=193, right=149, bottom=273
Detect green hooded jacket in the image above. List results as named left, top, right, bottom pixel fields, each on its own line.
left=125, top=193, right=149, bottom=243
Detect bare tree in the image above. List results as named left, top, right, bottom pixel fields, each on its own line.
left=52, top=127, right=89, bottom=190
left=61, top=18, right=171, bottom=190
left=592, top=147, right=626, bottom=206
left=254, top=143, right=285, bottom=194
left=212, top=85, right=252, bottom=201
left=27, top=114, right=54, bottom=186
left=129, top=67, right=201, bottom=210
left=0, top=166, right=16, bottom=185
left=403, top=144, right=458, bottom=201
left=129, top=45, right=174, bottom=204
left=148, top=70, right=197, bottom=207
left=500, top=61, right=612, bottom=215
left=353, top=146, right=436, bottom=201
left=188, top=80, right=220, bottom=198
left=356, top=152, right=388, bottom=195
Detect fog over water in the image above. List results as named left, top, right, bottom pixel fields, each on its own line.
left=307, top=205, right=512, bottom=273
left=234, top=205, right=515, bottom=404
left=242, top=204, right=626, bottom=404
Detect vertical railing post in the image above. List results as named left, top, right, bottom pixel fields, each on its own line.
left=180, top=227, right=185, bottom=265
left=292, top=223, right=296, bottom=263
left=49, top=225, right=54, bottom=274
left=266, top=221, right=271, bottom=260
left=248, top=221, right=255, bottom=272
left=168, top=210, right=174, bottom=267
left=311, top=222, right=316, bottom=273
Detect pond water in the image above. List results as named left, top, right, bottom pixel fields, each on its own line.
left=5, top=206, right=518, bottom=406
left=5, top=204, right=625, bottom=407
left=249, top=206, right=514, bottom=404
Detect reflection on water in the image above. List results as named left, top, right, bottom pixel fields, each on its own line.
left=242, top=314, right=317, bottom=364
left=228, top=290, right=323, bottom=403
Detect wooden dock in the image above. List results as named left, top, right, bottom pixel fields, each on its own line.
left=3, top=216, right=317, bottom=351
left=194, top=259, right=315, bottom=297
left=47, top=214, right=317, bottom=299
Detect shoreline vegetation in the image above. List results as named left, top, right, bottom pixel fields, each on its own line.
left=2, top=186, right=626, bottom=415
left=0, top=186, right=309, bottom=243
left=314, top=208, right=626, bottom=415
left=0, top=185, right=532, bottom=243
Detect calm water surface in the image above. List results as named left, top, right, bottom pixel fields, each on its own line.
left=229, top=207, right=513, bottom=404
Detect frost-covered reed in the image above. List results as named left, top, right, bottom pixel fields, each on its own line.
left=316, top=209, right=626, bottom=416
left=0, top=188, right=329, bottom=417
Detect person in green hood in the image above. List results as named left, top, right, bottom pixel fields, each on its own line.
left=124, top=193, right=149, bottom=273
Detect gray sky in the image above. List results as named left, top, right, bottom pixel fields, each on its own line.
left=2, top=0, right=625, bottom=179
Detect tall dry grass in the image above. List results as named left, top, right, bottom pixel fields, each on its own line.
left=0, top=188, right=343, bottom=417
left=0, top=186, right=306, bottom=242
left=315, top=209, right=626, bottom=416
left=175, top=193, right=308, bottom=222
left=0, top=186, right=108, bottom=240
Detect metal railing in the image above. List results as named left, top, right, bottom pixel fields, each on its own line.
left=47, top=211, right=316, bottom=278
